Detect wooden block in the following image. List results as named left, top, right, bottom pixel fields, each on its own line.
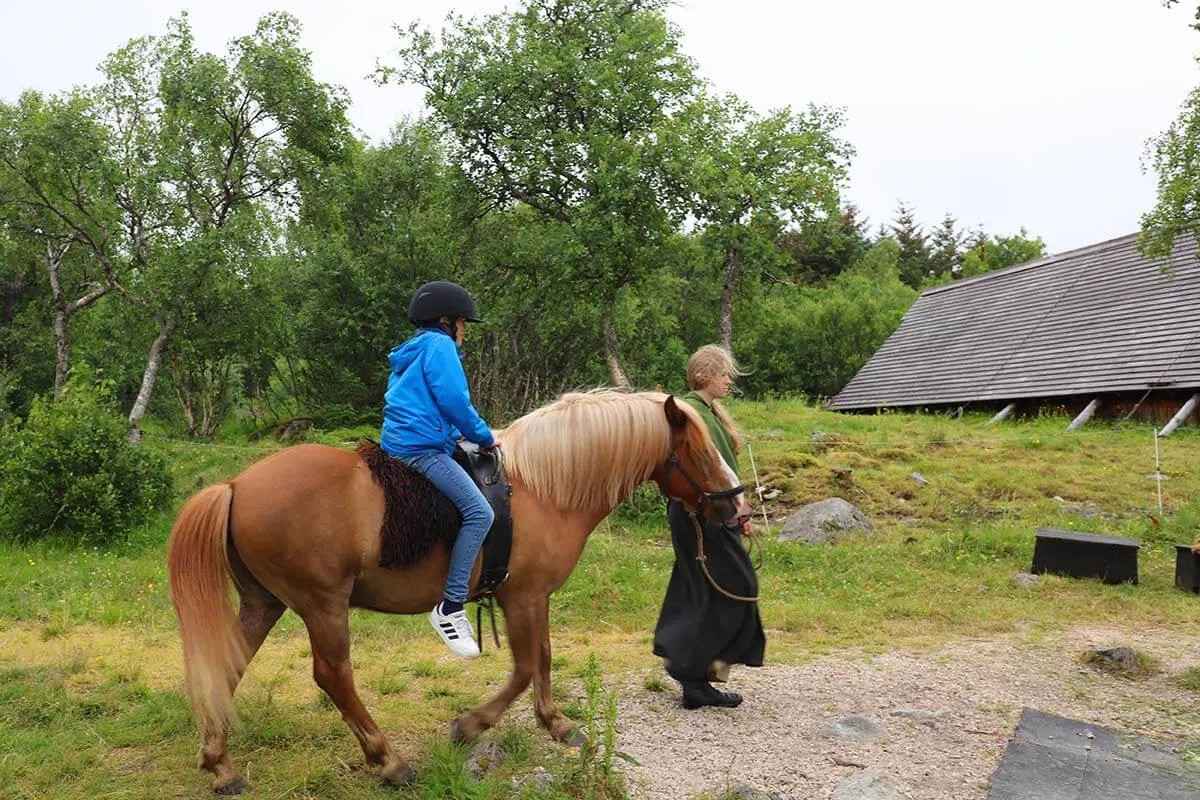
left=1175, top=545, right=1200, bottom=594
left=1031, top=528, right=1139, bottom=585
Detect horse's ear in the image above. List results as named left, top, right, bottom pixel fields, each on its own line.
left=664, top=395, right=689, bottom=430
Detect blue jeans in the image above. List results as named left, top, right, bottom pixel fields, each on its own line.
left=399, top=452, right=495, bottom=603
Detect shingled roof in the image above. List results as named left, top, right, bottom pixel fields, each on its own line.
left=829, top=232, right=1200, bottom=410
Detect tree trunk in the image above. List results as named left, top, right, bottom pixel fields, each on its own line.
left=45, top=241, right=72, bottom=400
left=718, top=248, right=742, bottom=353
left=602, top=312, right=630, bottom=389
left=43, top=240, right=114, bottom=400
left=128, top=315, right=175, bottom=444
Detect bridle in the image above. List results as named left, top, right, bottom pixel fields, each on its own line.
left=661, top=448, right=760, bottom=603
left=660, top=449, right=745, bottom=517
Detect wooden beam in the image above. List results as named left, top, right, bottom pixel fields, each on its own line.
left=1067, top=398, right=1101, bottom=431
left=1158, top=393, right=1200, bottom=438
left=985, top=402, right=1017, bottom=426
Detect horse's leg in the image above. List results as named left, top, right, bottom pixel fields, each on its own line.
left=198, top=588, right=286, bottom=795
left=528, top=594, right=584, bottom=745
left=450, top=593, right=540, bottom=742
left=303, top=609, right=414, bottom=786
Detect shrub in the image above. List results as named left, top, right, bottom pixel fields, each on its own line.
left=0, top=369, right=173, bottom=545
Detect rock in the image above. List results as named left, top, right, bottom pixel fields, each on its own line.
left=464, top=740, right=505, bottom=780
left=1012, top=572, right=1042, bottom=589
left=779, top=499, right=873, bottom=544
left=889, top=708, right=943, bottom=724
left=910, top=472, right=928, bottom=486
left=727, top=783, right=791, bottom=800
left=820, top=715, right=888, bottom=742
left=832, top=770, right=905, bottom=800
left=511, top=766, right=553, bottom=791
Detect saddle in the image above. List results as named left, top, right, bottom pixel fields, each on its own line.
left=357, top=439, right=513, bottom=598
left=451, top=442, right=514, bottom=597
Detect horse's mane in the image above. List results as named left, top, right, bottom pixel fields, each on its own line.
left=500, top=390, right=712, bottom=513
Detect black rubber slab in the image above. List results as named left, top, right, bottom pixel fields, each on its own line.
left=988, top=709, right=1200, bottom=800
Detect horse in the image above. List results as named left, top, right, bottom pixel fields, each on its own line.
left=166, top=390, right=750, bottom=794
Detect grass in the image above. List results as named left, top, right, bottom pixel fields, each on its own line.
left=3, top=398, right=1200, bottom=798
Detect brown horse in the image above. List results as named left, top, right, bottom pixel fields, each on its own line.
left=167, top=390, right=749, bottom=793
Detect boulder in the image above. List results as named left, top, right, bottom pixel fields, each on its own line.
left=779, top=498, right=873, bottom=544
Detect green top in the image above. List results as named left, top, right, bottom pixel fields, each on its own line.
left=681, top=391, right=741, bottom=476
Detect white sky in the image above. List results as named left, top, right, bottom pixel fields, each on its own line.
left=3, top=0, right=1198, bottom=253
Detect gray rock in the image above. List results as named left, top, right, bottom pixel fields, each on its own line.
left=511, top=766, right=553, bottom=791
left=779, top=498, right=873, bottom=544
left=465, top=740, right=505, bottom=780
left=727, top=783, right=791, bottom=800
left=889, top=708, right=943, bottom=724
left=820, top=715, right=888, bottom=742
left=832, top=770, right=905, bottom=800
left=1012, top=572, right=1042, bottom=589
left=910, top=472, right=928, bottom=486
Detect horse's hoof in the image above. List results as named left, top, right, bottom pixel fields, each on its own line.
left=214, top=777, right=248, bottom=796
left=449, top=719, right=472, bottom=744
left=383, top=763, right=416, bottom=787
left=562, top=728, right=588, bottom=749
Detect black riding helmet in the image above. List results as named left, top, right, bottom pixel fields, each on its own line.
left=407, top=281, right=483, bottom=326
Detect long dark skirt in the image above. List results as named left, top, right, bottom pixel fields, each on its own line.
left=652, top=501, right=765, bottom=682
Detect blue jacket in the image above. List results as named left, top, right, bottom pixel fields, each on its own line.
left=380, top=327, right=494, bottom=458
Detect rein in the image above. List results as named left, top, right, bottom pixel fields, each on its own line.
left=662, top=451, right=759, bottom=603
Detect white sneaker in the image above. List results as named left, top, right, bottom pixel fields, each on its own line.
left=430, top=603, right=480, bottom=659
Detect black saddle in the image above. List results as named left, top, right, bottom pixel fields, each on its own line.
left=451, top=441, right=514, bottom=597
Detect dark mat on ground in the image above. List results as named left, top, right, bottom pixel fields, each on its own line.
left=988, top=708, right=1200, bottom=800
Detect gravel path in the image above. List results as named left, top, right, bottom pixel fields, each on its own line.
left=614, top=625, right=1200, bottom=799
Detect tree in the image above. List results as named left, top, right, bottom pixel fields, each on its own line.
left=889, top=202, right=932, bottom=288
left=91, top=13, right=350, bottom=439
left=0, top=91, right=124, bottom=399
left=779, top=204, right=871, bottom=285
left=674, top=93, right=852, bottom=350
left=287, top=122, right=481, bottom=414
left=394, top=0, right=698, bottom=386
left=928, top=213, right=965, bottom=280
left=1143, top=1, right=1200, bottom=257
left=959, top=228, right=1046, bottom=278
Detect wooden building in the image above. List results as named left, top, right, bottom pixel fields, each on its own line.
left=829, top=233, right=1200, bottom=432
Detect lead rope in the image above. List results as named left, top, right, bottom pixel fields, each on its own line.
left=475, top=595, right=502, bottom=653
left=689, top=511, right=760, bottom=603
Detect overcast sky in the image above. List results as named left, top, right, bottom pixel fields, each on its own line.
left=3, top=0, right=1198, bottom=254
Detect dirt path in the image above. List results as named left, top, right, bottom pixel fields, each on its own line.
left=614, top=625, right=1200, bottom=799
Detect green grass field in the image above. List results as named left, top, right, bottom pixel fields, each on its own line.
left=2, top=399, right=1199, bottom=799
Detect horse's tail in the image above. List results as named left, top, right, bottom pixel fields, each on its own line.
left=167, top=482, right=247, bottom=738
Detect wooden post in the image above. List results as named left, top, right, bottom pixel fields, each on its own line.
left=1158, top=393, right=1199, bottom=438
left=985, top=402, right=1017, bottom=426
left=1067, top=398, right=1101, bottom=431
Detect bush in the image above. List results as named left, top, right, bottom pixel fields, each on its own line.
left=0, top=370, right=173, bottom=545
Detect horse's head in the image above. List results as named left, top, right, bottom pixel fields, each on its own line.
left=653, top=395, right=752, bottom=533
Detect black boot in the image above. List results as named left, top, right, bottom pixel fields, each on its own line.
left=680, top=680, right=743, bottom=710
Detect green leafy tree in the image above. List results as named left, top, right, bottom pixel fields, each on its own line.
left=287, top=122, right=480, bottom=415
left=779, top=205, right=871, bottom=286
left=958, top=228, right=1046, bottom=278
left=737, top=238, right=916, bottom=397
left=0, top=91, right=125, bottom=399
left=394, top=0, right=698, bottom=386
left=673, top=93, right=852, bottom=350
left=93, top=12, right=350, bottom=439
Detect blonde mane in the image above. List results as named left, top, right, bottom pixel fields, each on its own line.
left=499, top=390, right=712, bottom=513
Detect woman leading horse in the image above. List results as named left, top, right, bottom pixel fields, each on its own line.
left=167, top=389, right=750, bottom=794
